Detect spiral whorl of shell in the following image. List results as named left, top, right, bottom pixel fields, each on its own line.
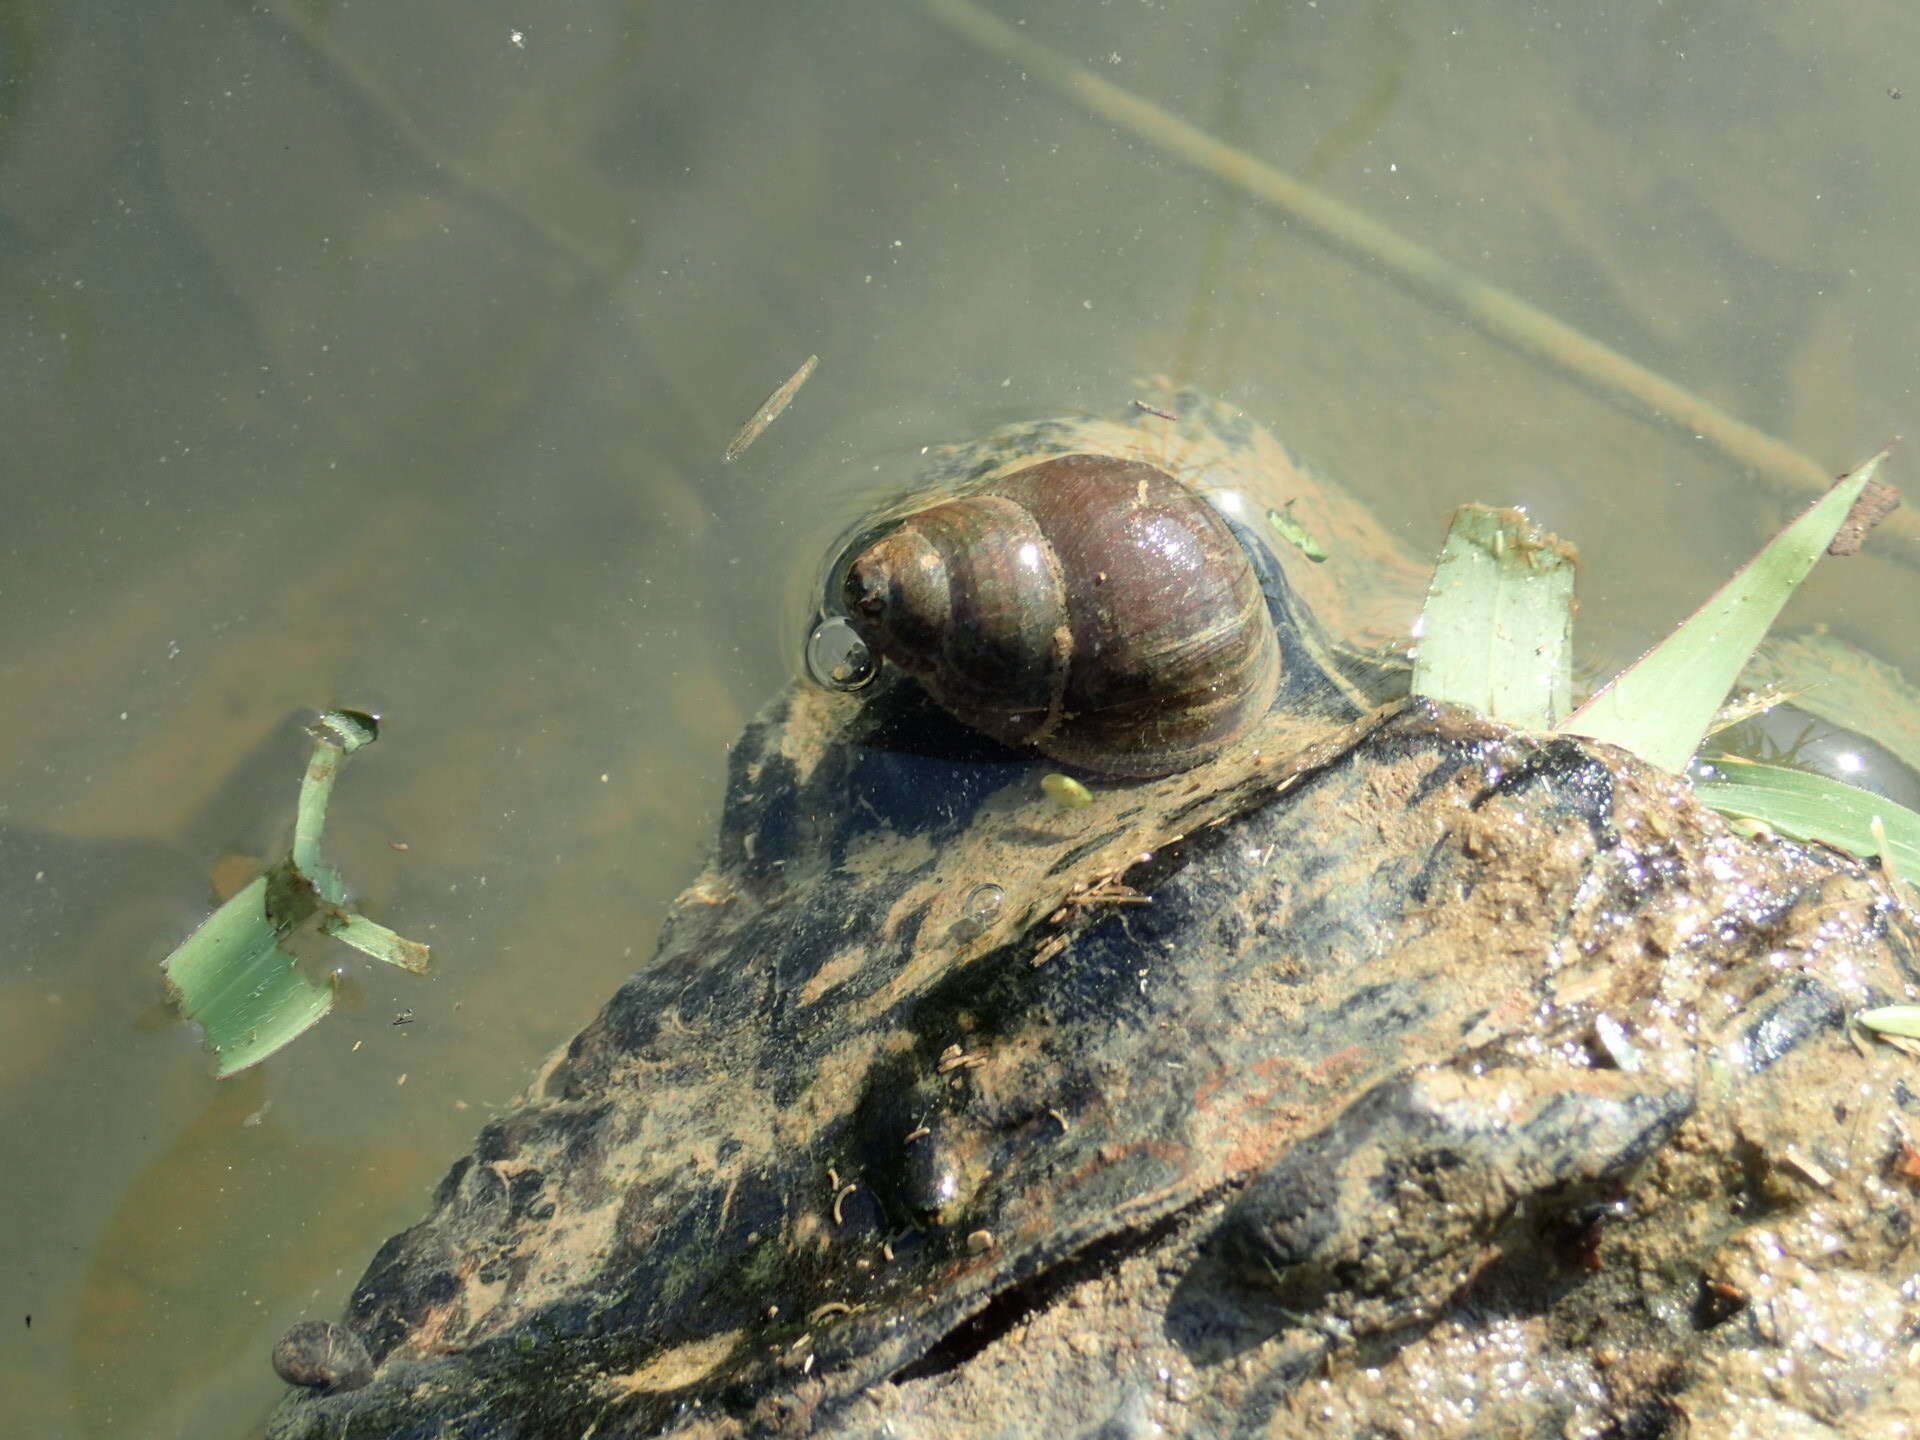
left=843, top=454, right=1280, bottom=776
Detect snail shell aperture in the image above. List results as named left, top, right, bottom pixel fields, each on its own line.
left=839, top=453, right=1281, bottom=777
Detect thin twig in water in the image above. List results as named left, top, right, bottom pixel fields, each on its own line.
left=725, top=354, right=820, bottom=462
left=918, top=0, right=1918, bottom=571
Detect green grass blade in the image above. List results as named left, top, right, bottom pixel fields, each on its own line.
left=1857, top=1006, right=1920, bottom=1039
left=292, top=709, right=378, bottom=881
left=1561, top=452, right=1887, bottom=772
left=327, top=912, right=432, bottom=973
left=1692, top=754, right=1920, bottom=877
left=160, top=873, right=337, bottom=1078
left=1410, top=504, right=1576, bottom=728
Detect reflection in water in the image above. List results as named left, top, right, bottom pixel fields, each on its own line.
left=3, top=0, right=1919, bottom=1435
left=1710, top=705, right=1920, bottom=813
left=72, top=1070, right=426, bottom=1434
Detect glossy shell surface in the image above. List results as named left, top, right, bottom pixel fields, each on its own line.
left=841, top=453, right=1282, bottom=776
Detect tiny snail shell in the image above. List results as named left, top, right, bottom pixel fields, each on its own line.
left=840, top=454, right=1280, bottom=777
left=272, top=1319, right=374, bottom=1393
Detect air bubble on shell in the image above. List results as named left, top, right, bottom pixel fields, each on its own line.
left=805, top=616, right=878, bottom=692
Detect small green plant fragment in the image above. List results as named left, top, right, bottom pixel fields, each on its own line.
left=1690, top=754, right=1920, bottom=877
left=1040, top=772, right=1094, bottom=809
left=159, top=873, right=336, bottom=1078
left=1857, top=1006, right=1920, bottom=1040
left=1560, top=452, right=1889, bottom=773
left=1267, top=501, right=1329, bottom=562
left=1410, top=504, right=1576, bottom=729
left=161, top=709, right=430, bottom=1077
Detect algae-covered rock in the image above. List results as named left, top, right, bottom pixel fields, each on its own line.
left=269, top=393, right=1920, bottom=1439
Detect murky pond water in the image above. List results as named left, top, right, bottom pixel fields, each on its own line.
left=3, top=1, right=1918, bottom=1434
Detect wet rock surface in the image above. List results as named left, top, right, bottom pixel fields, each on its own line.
left=268, top=689, right=1920, bottom=1439
left=267, top=393, right=1920, bottom=1438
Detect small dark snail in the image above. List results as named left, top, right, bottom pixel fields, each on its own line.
left=837, top=453, right=1281, bottom=777
left=272, top=1319, right=374, bottom=1393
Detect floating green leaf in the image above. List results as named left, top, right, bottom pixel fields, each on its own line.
left=161, top=709, right=429, bottom=1077
left=1691, top=753, right=1920, bottom=878
left=158, top=873, right=337, bottom=1077
left=1410, top=504, right=1576, bottom=729
left=1560, top=452, right=1887, bottom=772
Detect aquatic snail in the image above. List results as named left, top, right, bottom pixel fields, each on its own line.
left=272, top=1320, right=373, bottom=1393
left=813, top=453, right=1283, bottom=777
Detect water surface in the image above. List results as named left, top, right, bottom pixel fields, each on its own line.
left=3, top=1, right=1917, bottom=1434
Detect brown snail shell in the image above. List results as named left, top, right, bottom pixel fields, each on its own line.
left=840, top=453, right=1281, bottom=777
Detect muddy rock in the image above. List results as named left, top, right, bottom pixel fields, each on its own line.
left=264, top=686, right=1920, bottom=1438
left=267, top=394, right=1920, bottom=1438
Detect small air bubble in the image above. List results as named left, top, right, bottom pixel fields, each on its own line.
left=962, top=883, right=1005, bottom=924
left=805, top=617, right=877, bottom=692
